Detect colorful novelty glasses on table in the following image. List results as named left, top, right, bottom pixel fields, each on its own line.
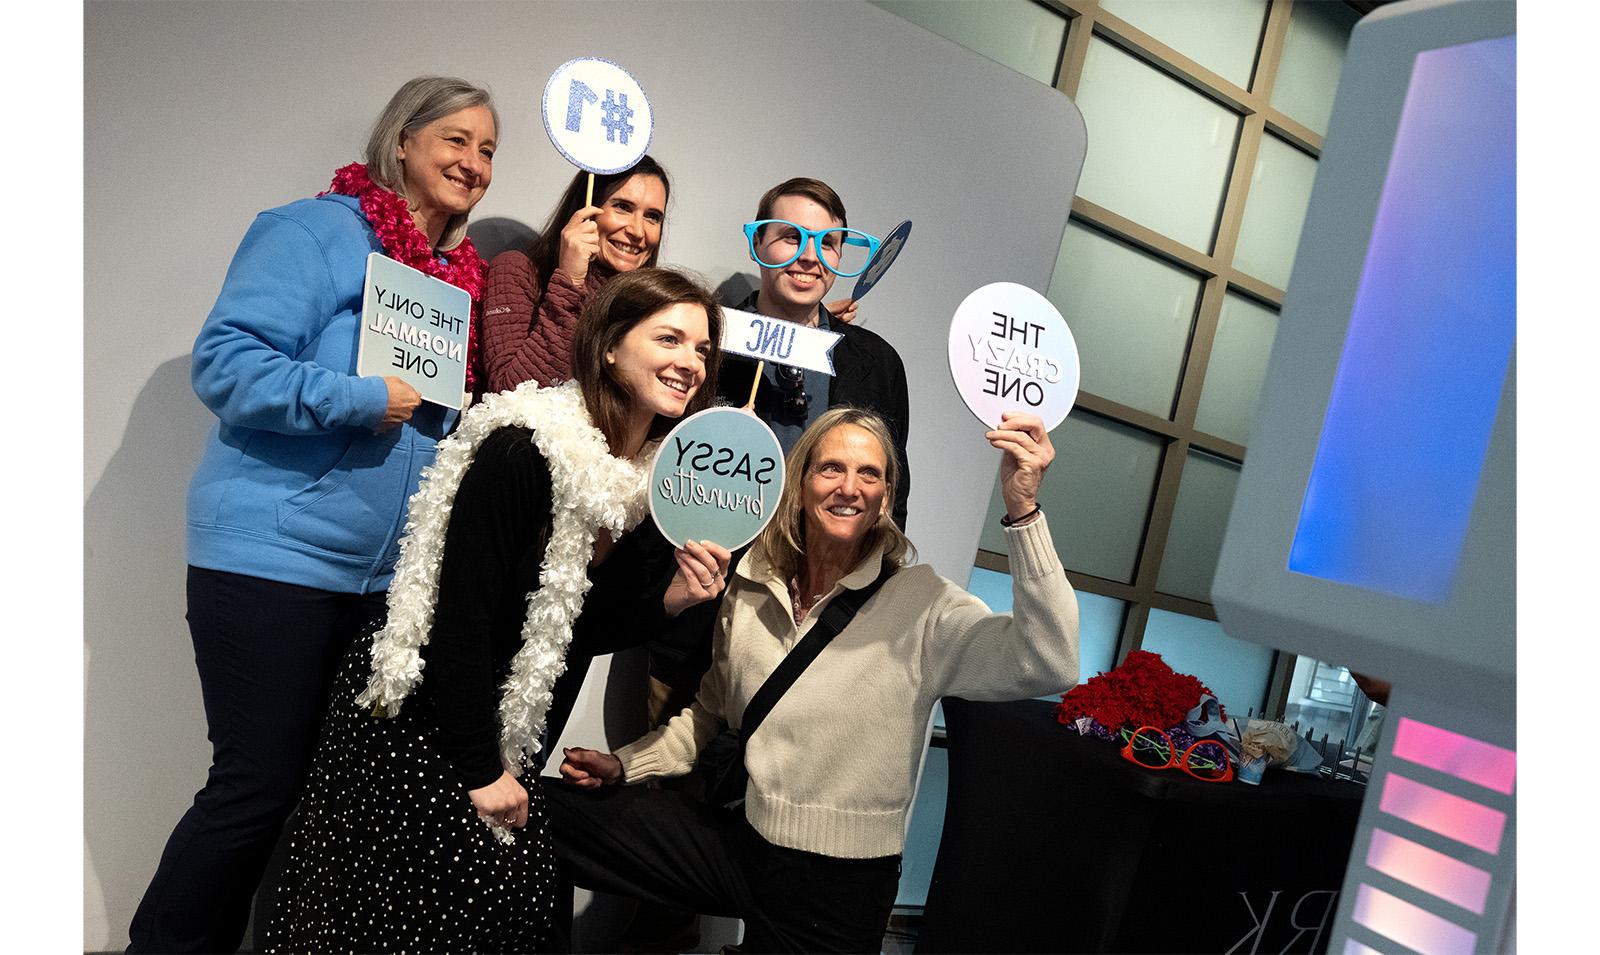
left=743, top=219, right=882, bottom=277
left=1119, top=725, right=1235, bottom=782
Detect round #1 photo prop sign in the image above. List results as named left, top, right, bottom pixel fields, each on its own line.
left=650, top=407, right=785, bottom=550
left=947, top=282, right=1081, bottom=431
left=541, top=56, right=654, bottom=174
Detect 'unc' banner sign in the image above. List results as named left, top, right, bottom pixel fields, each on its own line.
left=720, top=308, right=842, bottom=376
left=650, top=407, right=785, bottom=550
left=947, top=282, right=1080, bottom=431
left=541, top=56, right=654, bottom=175
left=357, top=253, right=472, bottom=409
left=851, top=219, right=912, bottom=301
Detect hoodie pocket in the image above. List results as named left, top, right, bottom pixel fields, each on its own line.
left=276, top=431, right=409, bottom=559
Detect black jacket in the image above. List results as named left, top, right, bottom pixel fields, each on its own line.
left=718, top=292, right=912, bottom=528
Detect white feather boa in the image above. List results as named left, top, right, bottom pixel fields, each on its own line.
left=357, top=379, right=657, bottom=780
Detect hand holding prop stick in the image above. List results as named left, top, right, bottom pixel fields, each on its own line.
left=542, top=55, right=654, bottom=228
left=986, top=411, right=1054, bottom=525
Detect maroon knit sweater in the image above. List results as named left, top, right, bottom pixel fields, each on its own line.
left=479, top=250, right=619, bottom=394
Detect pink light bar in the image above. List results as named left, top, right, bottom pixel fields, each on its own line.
left=1352, top=883, right=1477, bottom=955
left=1392, top=717, right=1516, bottom=795
left=1380, top=773, right=1506, bottom=854
left=1342, top=939, right=1384, bottom=955
left=1367, top=828, right=1492, bottom=914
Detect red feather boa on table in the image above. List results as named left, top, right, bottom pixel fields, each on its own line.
left=1056, top=650, right=1226, bottom=737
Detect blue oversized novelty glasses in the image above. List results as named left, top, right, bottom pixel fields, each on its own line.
left=743, top=220, right=882, bottom=278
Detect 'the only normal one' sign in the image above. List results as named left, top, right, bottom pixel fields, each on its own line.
left=650, top=407, right=785, bottom=550
left=357, top=253, right=472, bottom=409
left=947, top=282, right=1080, bottom=431
left=541, top=56, right=654, bottom=175
left=719, top=308, right=843, bottom=376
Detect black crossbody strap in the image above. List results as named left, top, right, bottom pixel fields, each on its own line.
left=739, top=563, right=895, bottom=739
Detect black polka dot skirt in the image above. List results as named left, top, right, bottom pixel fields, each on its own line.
left=265, top=632, right=558, bottom=953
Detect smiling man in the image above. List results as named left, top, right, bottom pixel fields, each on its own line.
left=721, top=177, right=912, bottom=528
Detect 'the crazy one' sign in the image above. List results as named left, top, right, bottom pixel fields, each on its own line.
left=947, top=281, right=1080, bottom=431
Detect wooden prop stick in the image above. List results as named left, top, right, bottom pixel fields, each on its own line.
left=585, top=172, right=595, bottom=207
left=745, top=361, right=764, bottom=410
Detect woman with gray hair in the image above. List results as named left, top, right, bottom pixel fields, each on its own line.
left=128, top=76, right=499, bottom=953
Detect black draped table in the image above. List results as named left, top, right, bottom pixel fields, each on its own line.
left=918, top=698, right=1365, bottom=954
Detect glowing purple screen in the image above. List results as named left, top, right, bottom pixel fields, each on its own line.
left=1289, top=36, right=1516, bottom=603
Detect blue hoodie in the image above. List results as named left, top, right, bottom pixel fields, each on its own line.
left=186, top=192, right=457, bottom=594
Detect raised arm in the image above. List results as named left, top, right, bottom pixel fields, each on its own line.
left=190, top=210, right=390, bottom=434
left=480, top=246, right=593, bottom=393
left=922, top=412, right=1079, bottom=700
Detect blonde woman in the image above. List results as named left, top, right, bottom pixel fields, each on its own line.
left=554, top=406, right=1081, bottom=953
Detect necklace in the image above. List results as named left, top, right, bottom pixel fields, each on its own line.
left=323, top=162, right=485, bottom=392
left=787, top=576, right=828, bottom=625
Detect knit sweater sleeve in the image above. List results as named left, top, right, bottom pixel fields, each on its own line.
left=612, top=604, right=735, bottom=783
left=920, top=513, right=1081, bottom=700
left=424, top=427, right=553, bottom=789
left=480, top=249, right=590, bottom=393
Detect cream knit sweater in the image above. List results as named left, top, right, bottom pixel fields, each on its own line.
left=615, top=514, right=1080, bottom=859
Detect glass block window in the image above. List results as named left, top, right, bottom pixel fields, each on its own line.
left=873, top=0, right=1371, bottom=768
left=1100, top=0, right=1269, bottom=89
left=1048, top=220, right=1203, bottom=419
left=1234, top=133, right=1320, bottom=290
left=1157, top=450, right=1242, bottom=603
left=979, top=411, right=1163, bottom=585
left=871, top=0, right=1068, bottom=85
left=968, top=566, right=1123, bottom=681
left=1271, top=0, right=1362, bottom=135
left=1073, top=37, right=1241, bottom=252
left=1141, top=608, right=1274, bottom=719
left=1195, top=293, right=1279, bottom=446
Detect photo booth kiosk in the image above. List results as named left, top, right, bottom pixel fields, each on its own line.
left=1211, top=1, right=1517, bottom=952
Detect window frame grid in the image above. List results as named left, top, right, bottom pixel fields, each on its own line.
left=974, top=0, right=1364, bottom=719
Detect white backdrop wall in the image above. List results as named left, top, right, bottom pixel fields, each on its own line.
left=84, top=1, right=1086, bottom=947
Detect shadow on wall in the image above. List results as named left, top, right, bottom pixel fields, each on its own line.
left=469, top=217, right=536, bottom=263
left=715, top=273, right=757, bottom=308
left=83, top=356, right=218, bottom=949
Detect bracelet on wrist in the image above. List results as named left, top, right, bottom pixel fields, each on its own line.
left=1000, top=503, right=1042, bottom=527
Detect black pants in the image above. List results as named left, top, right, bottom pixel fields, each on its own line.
left=127, top=567, right=386, bottom=953
left=544, top=781, right=901, bottom=954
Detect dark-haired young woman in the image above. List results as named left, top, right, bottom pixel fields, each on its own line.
left=480, top=156, right=671, bottom=394
left=266, top=268, right=729, bottom=954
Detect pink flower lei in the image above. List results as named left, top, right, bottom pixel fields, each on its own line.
left=322, top=162, right=485, bottom=392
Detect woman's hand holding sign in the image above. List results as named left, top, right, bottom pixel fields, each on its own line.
left=987, top=411, right=1053, bottom=526
left=556, top=204, right=603, bottom=285
left=377, top=376, right=423, bottom=431
left=663, top=538, right=732, bottom=617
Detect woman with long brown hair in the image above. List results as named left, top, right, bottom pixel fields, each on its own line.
left=480, top=156, right=672, bottom=393
left=267, top=268, right=730, bottom=953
